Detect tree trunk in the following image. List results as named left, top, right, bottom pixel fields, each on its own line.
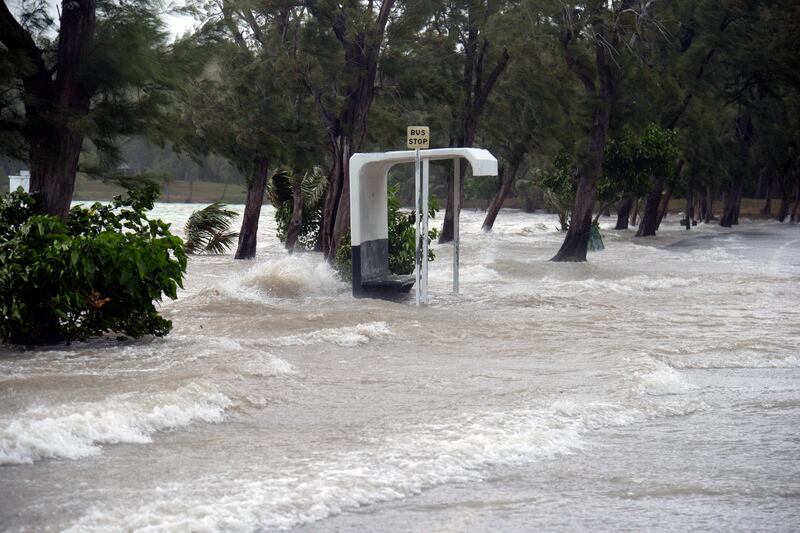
left=636, top=176, right=665, bottom=237
left=684, top=189, right=693, bottom=230
left=234, top=156, right=269, bottom=259
left=285, top=177, right=304, bottom=251
left=615, top=196, right=635, bottom=230
left=791, top=178, right=800, bottom=222
left=777, top=176, right=790, bottom=222
left=630, top=198, right=640, bottom=226
left=440, top=33, right=510, bottom=243
left=656, top=186, right=673, bottom=229
left=321, top=133, right=352, bottom=258
left=761, top=175, right=773, bottom=215
left=15, top=0, right=97, bottom=219
left=703, top=187, right=714, bottom=223
left=721, top=111, right=753, bottom=227
left=720, top=178, right=743, bottom=227
left=482, top=154, right=523, bottom=232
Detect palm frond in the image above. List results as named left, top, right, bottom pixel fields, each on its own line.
left=267, top=168, right=293, bottom=207
left=184, top=202, right=239, bottom=254
left=301, top=167, right=328, bottom=209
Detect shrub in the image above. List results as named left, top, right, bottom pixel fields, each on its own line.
left=334, top=185, right=438, bottom=281
left=271, top=167, right=327, bottom=250
left=0, top=184, right=187, bottom=345
left=536, top=152, right=576, bottom=231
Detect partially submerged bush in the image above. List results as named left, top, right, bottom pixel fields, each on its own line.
left=0, top=185, right=186, bottom=345
left=334, top=185, right=438, bottom=281
left=271, top=167, right=327, bottom=250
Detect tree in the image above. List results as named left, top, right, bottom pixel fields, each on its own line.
left=182, top=0, right=324, bottom=258
left=303, top=0, right=401, bottom=259
left=0, top=1, right=188, bottom=218
left=548, top=1, right=619, bottom=261
left=435, top=0, right=510, bottom=243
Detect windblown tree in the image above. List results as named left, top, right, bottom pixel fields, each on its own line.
left=433, top=0, right=510, bottom=243
left=183, top=0, right=324, bottom=258
left=546, top=1, right=629, bottom=261
left=0, top=0, right=189, bottom=218
left=480, top=7, right=570, bottom=232
left=301, top=0, right=405, bottom=259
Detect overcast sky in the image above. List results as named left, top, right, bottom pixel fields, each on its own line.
left=8, top=0, right=197, bottom=40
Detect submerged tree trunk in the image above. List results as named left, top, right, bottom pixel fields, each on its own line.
left=630, top=198, right=640, bottom=226
left=552, top=31, right=614, bottom=261
left=0, top=0, right=98, bottom=218
left=656, top=186, right=673, bottom=229
left=777, top=177, right=790, bottom=222
left=285, top=178, right=304, bottom=251
left=761, top=175, right=773, bottom=215
left=235, top=156, right=269, bottom=259
left=701, top=187, right=714, bottom=223
left=721, top=111, right=753, bottom=228
left=482, top=143, right=526, bottom=232
left=636, top=176, right=664, bottom=237
left=320, top=133, right=354, bottom=258
left=684, top=189, right=694, bottom=230
left=615, top=196, right=635, bottom=230
left=720, top=179, right=743, bottom=227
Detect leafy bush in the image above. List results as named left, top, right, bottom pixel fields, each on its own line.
left=271, top=167, right=327, bottom=250
left=0, top=185, right=186, bottom=345
left=536, top=152, right=576, bottom=231
left=334, top=185, right=438, bottom=281
left=184, top=202, right=239, bottom=254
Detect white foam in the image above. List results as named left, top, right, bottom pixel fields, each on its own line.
left=0, top=382, right=231, bottom=465
left=238, top=354, right=298, bottom=377
left=271, top=321, right=391, bottom=347
left=541, top=275, right=699, bottom=295
left=636, top=361, right=696, bottom=395
left=239, top=256, right=345, bottom=298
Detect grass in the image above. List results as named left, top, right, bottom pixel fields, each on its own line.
left=1, top=175, right=248, bottom=204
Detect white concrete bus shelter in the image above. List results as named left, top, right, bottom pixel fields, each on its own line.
left=349, top=148, right=498, bottom=303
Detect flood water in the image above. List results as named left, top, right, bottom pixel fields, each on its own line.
left=1, top=205, right=799, bottom=532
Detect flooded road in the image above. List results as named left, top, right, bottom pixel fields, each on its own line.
left=1, top=205, right=798, bottom=532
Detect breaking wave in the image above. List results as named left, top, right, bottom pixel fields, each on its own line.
left=67, top=397, right=702, bottom=532
left=0, top=382, right=231, bottom=465
left=271, top=321, right=392, bottom=347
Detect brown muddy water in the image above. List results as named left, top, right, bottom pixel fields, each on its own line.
left=1, top=205, right=799, bottom=532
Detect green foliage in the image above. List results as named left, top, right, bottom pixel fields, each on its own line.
left=464, top=176, right=497, bottom=206
left=600, top=124, right=680, bottom=203
left=536, top=153, right=576, bottom=231
left=334, top=185, right=438, bottom=282
left=272, top=168, right=328, bottom=250
left=183, top=202, right=239, bottom=254
left=0, top=185, right=186, bottom=345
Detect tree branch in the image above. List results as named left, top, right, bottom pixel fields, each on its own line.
left=0, top=2, right=49, bottom=83
left=473, top=47, right=510, bottom=116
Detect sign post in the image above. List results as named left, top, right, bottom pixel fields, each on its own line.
left=408, top=127, right=429, bottom=305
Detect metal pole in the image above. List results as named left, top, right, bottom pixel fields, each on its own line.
left=414, top=148, right=421, bottom=306
left=422, top=157, right=430, bottom=304
left=453, top=158, right=460, bottom=294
